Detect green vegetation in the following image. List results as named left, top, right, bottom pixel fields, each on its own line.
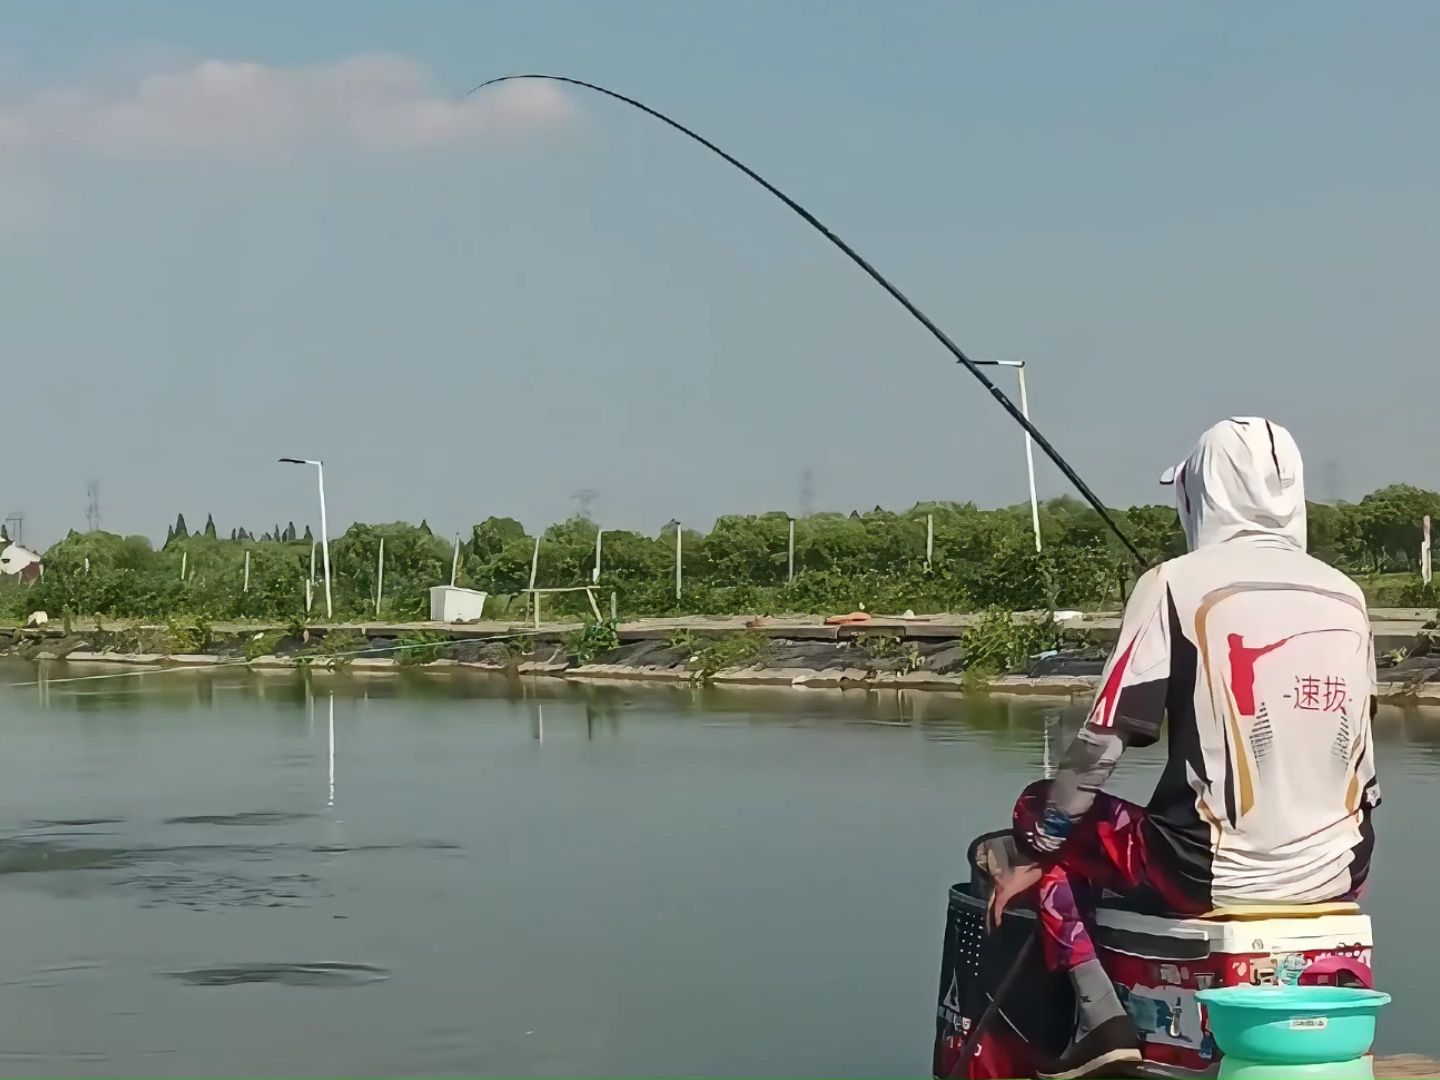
left=960, top=608, right=1057, bottom=685
left=393, top=631, right=451, bottom=667
left=2, top=485, right=1437, bottom=626
left=567, top=620, right=621, bottom=665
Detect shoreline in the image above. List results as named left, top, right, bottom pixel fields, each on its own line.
left=25, top=656, right=1440, bottom=707
left=6, top=609, right=1435, bottom=705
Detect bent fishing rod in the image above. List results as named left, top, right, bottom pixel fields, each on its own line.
left=469, top=74, right=1145, bottom=567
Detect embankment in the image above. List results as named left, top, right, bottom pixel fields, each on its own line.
left=4, top=610, right=1437, bottom=705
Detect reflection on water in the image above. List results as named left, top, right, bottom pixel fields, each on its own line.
left=0, top=659, right=1437, bottom=1075
left=167, top=962, right=391, bottom=988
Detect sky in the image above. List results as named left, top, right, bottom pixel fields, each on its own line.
left=1, top=2, right=1436, bottom=547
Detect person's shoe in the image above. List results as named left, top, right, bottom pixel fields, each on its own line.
left=1035, top=1015, right=1142, bottom=1079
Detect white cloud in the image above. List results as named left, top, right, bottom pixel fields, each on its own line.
left=0, top=54, right=571, bottom=158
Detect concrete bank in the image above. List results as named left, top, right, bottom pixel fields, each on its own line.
left=6, top=612, right=1438, bottom=706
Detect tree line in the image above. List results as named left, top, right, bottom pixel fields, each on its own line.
left=3, top=484, right=1436, bottom=624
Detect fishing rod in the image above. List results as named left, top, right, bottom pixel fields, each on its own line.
left=468, top=74, right=1146, bottom=567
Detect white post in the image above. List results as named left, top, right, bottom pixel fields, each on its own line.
left=675, top=522, right=683, bottom=602
left=306, top=578, right=314, bottom=614
left=1016, top=364, right=1042, bottom=554
left=243, top=550, right=251, bottom=592
left=1423, top=515, right=1433, bottom=586
left=787, top=518, right=796, bottom=583
left=450, top=534, right=461, bottom=587
left=315, top=462, right=332, bottom=620
left=180, top=549, right=187, bottom=582
left=926, top=513, right=934, bottom=567
left=310, top=541, right=317, bottom=585
left=593, top=529, right=603, bottom=584
left=84, top=556, right=90, bottom=574
left=375, top=537, right=385, bottom=617
left=528, top=534, right=542, bottom=628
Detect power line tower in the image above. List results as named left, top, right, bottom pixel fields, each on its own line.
left=798, top=467, right=816, bottom=519
left=572, top=488, right=599, bottom=523
left=1319, top=459, right=1341, bottom=505
left=85, top=480, right=101, bottom=532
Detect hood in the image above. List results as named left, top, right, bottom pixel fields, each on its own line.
left=1160, top=417, right=1307, bottom=552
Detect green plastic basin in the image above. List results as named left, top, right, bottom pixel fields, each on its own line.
left=1197, top=985, right=1390, bottom=1066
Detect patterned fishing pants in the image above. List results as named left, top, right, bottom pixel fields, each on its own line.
left=1011, top=780, right=1207, bottom=972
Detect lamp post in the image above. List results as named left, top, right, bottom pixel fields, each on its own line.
left=279, top=458, right=332, bottom=619
left=975, top=360, right=1042, bottom=553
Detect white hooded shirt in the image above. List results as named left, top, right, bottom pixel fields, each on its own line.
left=1046, top=418, right=1379, bottom=905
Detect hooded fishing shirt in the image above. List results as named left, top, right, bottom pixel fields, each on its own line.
left=1032, top=417, right=1379, bottom=906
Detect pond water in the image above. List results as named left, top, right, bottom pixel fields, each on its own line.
left=0, top=660, right=1436, bottom=1075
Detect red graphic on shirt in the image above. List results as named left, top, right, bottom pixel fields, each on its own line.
left=1226, top=633, right=1296, bottom=717
left=1088, top=638, right=1137, bottom=728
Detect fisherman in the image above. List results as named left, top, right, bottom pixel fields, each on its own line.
left=988, top=417, right=1381, bottom=1080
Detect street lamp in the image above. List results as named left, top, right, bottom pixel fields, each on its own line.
left=974, top=360, right=1042, bottom=553
left=278, top=457, right=333, bottom=619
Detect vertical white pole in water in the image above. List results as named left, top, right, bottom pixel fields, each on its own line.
left=243, top=550, right=251, bottom=593
left=593, top=530, right=603, bottom=584
left=450, top=534, right=461, bottom=587
left=926, top=513, right=934, bottom=567
left=180, top=549, right=187, bottom=582
left=675, top=523, right=682, bottom=602
left=787, top=518, right=796, bottom=583
left=315, top=462, right=333, bottom=621
left=327, top=692, right=335, bottom=808
left=375, top=537, right=385, bottom=617
left=1016, top=364, right=1042, bottom=554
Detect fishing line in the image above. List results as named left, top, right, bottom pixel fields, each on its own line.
left=469, top=74, right=1146, bottom=566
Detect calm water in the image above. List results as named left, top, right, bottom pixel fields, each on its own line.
left=1, top=660, right=1437, bottom=1076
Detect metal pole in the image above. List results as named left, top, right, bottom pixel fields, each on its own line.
left=450, top=534, right=461, bottom=587
left=528, top=535, right=541, bottom=591
left=675, top=523, right=682, bottom=602
left=593, top=529, right=603, bottom=584
left=180, top=549, right=187, bottom=582
left=316, top=462, right=332, bottom=620
left=243, top=550, right=250, bottom=593
left=926, top=513, right=934, bottom=567
left=310, top=541, right=317, bottom=585
left=787, top=518, right=796, bottom=583
left=1016, top=364, right=1042, bottom=554
left=376, top=536, right=385, bottom=617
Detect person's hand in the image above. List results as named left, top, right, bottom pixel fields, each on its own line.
left=987, top=862, right=1043, bottom=930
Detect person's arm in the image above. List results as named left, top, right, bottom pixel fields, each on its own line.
left=1023, top=567, right=1173, bottom=855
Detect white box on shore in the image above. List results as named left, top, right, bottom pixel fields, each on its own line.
left=429, top=586, right=488, bottom=623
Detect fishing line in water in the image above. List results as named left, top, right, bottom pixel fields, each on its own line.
left=469, top=74, right=1146, bottom=567
left=5, top=628, right=551, bottom=689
